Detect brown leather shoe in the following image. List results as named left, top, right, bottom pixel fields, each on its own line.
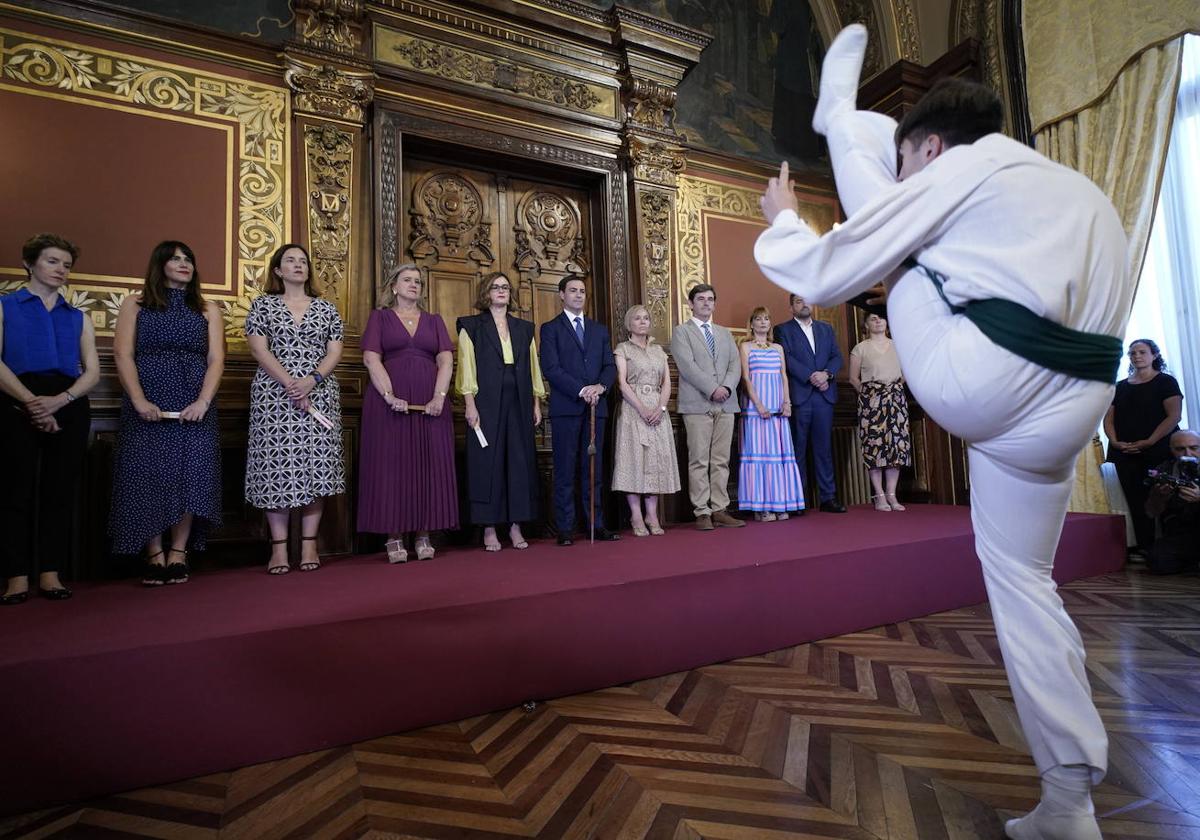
left=695, top=514, right=714, bottom=531
left=711, top=510, right=745, bottom=528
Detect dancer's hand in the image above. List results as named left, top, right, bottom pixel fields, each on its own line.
left=760, top=161, right=798, bottom=223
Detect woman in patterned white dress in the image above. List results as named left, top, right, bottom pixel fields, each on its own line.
left=245, top=244, right=345, bottom=574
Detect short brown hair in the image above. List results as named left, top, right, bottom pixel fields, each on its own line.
left=687, top=283, right=716, bottom=303
left=475, top=271, right=513, bottom=311
left=264, top=243, right=318, bottom=296
left=22, top=233, right=79, bottom=271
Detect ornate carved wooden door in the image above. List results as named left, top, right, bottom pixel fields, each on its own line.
left=401, top=159, right=596, bottom=335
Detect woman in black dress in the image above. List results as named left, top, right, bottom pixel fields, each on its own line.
left=1104, top=338, right=1184, bottom=553
left=1, top=234, right=100, bottom=604
left=110, top=241, right=225, bottom=585
left=455, top=272, right=545, bottom=552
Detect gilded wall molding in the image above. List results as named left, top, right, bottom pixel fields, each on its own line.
left=895, top=0, right=922, bottom=61
left=377, top=109, right=631, bottom=322
left=285, top=58, right=374, bottom=122
left=675, top=175, right=837, bottom=326
left=623, top=135, right=685, bottom=187
left=622, top=76, right=677, bottom=133
left=635, top=188, right=673, bottom=335
left=294, top=0, right=366, bottom=56
left=375, top=28, right=617, bottom=118
left=303, top=124, right=355, bottom=302
left=0, top=28, right=289, bottom=342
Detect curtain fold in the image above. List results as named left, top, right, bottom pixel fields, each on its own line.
left=1033, top=40, right=1184, bottom=514
left=1023, top=0, right=1196, bottom=131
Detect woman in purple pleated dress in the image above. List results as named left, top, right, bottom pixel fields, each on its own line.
left=358, top=263, right=457, bottom=562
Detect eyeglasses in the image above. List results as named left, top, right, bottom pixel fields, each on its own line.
left=489, top=284, right=512, bottom=292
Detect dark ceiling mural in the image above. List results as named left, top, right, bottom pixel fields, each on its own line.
left=99, top=0, right=293, bottom=45
left=582, top=0, right=827, bottom=168
left=99, top=0, right=825, bottom=166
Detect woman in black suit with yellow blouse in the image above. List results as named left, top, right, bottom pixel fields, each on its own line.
left=455, top=272, right=546, bottom=552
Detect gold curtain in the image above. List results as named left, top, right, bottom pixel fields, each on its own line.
left=1023, top=0, right=1196, bottom=131
left=1033, top=40, right=1184, bottom=513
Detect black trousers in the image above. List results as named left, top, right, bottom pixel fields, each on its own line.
left=0, top=373, right=90, bottom=579
left=1113, top=455, right=1157, bottom=550
left=550, top=411, right=607, bottom=535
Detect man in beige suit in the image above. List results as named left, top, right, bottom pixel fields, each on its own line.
left=670, top=284, right=745, bottom=531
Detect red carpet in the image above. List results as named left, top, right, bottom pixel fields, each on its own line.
left=0, top=505, right=1124, bottom=814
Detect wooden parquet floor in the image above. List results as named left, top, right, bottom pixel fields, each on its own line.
left=5, top=568, right=1200, bottom=839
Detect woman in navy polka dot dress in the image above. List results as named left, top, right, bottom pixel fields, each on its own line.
left=110, top=241, right=225, bottom=585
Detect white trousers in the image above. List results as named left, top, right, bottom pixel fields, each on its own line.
left=830, top=110, right=1111, bottom=781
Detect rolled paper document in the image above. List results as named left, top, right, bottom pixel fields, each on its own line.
left=306, top=405, right=335, bottom=430
left=407, top=403, right=428, bottom=413
left=473, top=425, right=488, bottom=448
left=160, top=411, right=182, bottom=420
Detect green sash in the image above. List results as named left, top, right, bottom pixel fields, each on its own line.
left=903, top=258, right=1122, bottom=384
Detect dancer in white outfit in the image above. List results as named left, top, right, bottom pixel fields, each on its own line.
left=754, top=25, right=1133, bottom=840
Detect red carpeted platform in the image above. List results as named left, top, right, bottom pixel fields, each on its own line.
left=0, top=505, right=1124, bottom=814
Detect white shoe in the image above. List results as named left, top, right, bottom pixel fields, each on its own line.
left=812, top=23, right=869, bottom=135
left=1005, top=807, right=1101, bottom=839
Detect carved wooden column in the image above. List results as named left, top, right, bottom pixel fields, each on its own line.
left=284, top=0, right=375, bottom=334
left=283, top=0, right=376, bottom=553
left=614, top=8, right=708, bottom=345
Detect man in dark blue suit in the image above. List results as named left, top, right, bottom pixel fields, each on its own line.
left=775, top=293, right=847, bottom=512
left=539, top=275, right=619, bottom=545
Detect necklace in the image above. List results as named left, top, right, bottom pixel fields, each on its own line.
left=395, top=306, right=418, bottom=326
left=753, top=338, right=770, bottom=348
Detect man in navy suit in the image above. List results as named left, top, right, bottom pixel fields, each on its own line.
left=775, top=293, right=846, bottom=512
left=540, top=274, right=619, bottom=545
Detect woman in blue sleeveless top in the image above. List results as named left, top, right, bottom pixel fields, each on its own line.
left=110, top=241, right=225, bottom=585
left=0, top=234, right=100, bottom=605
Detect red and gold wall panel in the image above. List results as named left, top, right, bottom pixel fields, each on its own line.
left=0, top=22, right=290, bottom=345
left=673, top=171, right=843, bottom=346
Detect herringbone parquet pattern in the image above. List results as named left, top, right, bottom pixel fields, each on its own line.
left=5, top=569, right=1199, bottom=839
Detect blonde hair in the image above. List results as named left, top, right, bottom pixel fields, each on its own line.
left=743, top=306, right=772, bottom=343
left=623, top=304, right=651, bottom=336
left=378, top=263, right=422, bottom=309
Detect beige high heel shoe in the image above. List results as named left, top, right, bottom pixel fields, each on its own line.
left=872, top=494, right=892, bottom=512
left=885, top=494, right=906, bottom=511
left=415, top=537, right=435, bottom=560
left=385, top=538, right=408, bottom=563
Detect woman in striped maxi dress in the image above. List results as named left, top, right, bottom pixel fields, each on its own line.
left=738, top=307, right=805, bottom=520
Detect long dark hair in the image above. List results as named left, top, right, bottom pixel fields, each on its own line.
left=1128, top=338, right=1167, bottom=375
left=264, top=243, right=318, bottom=297
left=140, top=240, right=204, bottom=313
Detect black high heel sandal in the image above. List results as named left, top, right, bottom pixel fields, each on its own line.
left=267, top=538, right=290, bottom=575
left=165, top=548, right=190, bottom=584
left=299, top=535, right=321, bottom=572
left=143, top=550, right=167, bottom=587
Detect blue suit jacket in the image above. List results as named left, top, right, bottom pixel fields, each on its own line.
left=776, top=318, right=843, bottom=406
left=539, top=312, right=616, bottom=418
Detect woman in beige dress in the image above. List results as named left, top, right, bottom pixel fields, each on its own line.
left=612, top=305, right=680, bottom=535
left=848, top=312, right=912, bottom=511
